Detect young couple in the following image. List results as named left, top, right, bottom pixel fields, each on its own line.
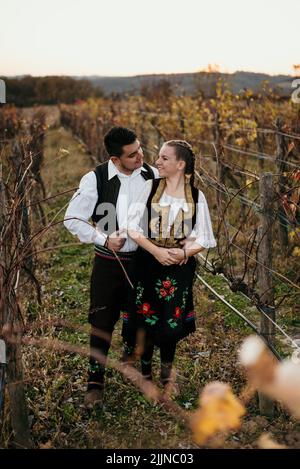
left=64, top=126, right=216, bottom=408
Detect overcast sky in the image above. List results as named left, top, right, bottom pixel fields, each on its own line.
left=1, top=0, right=299, bottom=77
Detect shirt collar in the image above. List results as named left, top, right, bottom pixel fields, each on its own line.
left=108, top=159, right=147, bottom=180
left=159, top=194, right=190, bottom=213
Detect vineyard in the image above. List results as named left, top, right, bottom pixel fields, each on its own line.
left=1, top=82, right=300, bottom=449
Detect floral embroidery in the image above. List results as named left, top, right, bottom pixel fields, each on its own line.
left=137, top=302, right=159, bottom=326
left=136, top=282, right=144, bottom=306
left=162, top=280, right=172, bottom=289
left=185, top=310, right=196, bottom=322
left=167, top=306, right=183, bottom=329
left=146, top=316, right=159, bottom=326
left=181, top=287, right=189, bottom=309
left=167, top=318, right=178, bottom=329
left=174, top=306, right=183, bottom=319
left=138, top=302, right=155, bottom=316
left=155, top=277, right=177, bottom=301
left=121, top=311, right=129, bottom=323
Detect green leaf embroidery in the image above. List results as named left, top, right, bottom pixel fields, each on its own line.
left=136, top=282, right=144, bottom=306
left=167, top=319, right=178, bottom=328
left=145, top=315, right=158, bottom=326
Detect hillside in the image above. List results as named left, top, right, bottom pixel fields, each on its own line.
left=85, top=70, right=294, bottom=97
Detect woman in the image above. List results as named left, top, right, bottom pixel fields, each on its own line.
left=122, top=140, right=216, bottom=392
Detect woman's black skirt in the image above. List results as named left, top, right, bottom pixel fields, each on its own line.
left=122, top=247, right=197, bottom=347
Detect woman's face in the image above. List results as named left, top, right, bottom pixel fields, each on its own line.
left=156, top=144, right=185, bottom=177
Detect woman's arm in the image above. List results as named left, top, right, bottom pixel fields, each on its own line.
left=167, top=242, right=205, bottom=265
left=169, top=190, right=217, bottom=264
left=187, top=190, right=217, bottom=249
left=181, top=240, right=206, bottom=264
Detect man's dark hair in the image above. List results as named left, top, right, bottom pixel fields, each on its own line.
left=104, top=126, right=137, bottom=157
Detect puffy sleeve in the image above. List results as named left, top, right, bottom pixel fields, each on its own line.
left=189, top=190, right=217, bottom=249
left=64, top=171, right=107, bottom=246
left=127, top=179, right=153, bottom=234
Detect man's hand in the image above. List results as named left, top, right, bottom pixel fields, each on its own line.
left=106, top=230, right=126, bottom=252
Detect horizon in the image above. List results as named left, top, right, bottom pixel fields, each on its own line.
left=1, top=69, right=295, bottom=79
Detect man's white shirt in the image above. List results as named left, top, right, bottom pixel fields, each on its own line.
left=64, top=160, right=159, bottom=252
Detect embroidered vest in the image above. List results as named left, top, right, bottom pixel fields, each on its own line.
left=91, top=161, right=155, bottom=234
left=146, top=178, right=199, bottom=248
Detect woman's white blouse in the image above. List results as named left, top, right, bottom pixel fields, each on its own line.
left=128, top=180, right=217, bottom=249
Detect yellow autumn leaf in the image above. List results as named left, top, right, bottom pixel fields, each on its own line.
left=292, top=247, right=300, bottom=257
left=190, top=382, right=245, bottom=445
left=235, top=137, right=244, bottom=147
left=289, top=230, right=296, bottom=241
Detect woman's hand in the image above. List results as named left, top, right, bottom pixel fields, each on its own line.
left=154, top=247, right=179, bottom=266
left=168, top=248, right=186, bottom=265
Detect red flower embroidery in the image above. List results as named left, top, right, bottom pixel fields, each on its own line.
left=142, top=303, right=150, bottom=313
left=174, top=307, right=182, bottom=319
left=121, top=311, right=129, bottom=322
left=162, top=280, right=172, bottom=289
left=138, top=302, right=155, bottom=316
left=155, top=277, right=177, bottom=300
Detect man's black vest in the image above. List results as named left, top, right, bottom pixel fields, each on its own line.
left=91, top=161, right=155, bottom=232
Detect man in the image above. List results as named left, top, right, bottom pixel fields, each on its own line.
left=64, top=127, right=158, bottom=407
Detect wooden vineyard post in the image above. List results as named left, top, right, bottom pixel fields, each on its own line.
left=11, top=141, right=34, bottom=273
left=0, top=164, right=6, bottom=432
left=214, top=112, right=226, bottom=221
left=95, top=117, right=104, bottom=164
left=257, top=172, right=276, bottom=417
left=275, top=117, right=289, bottom=250
left=256, top=123, right=265, bottom=172
left=0, top=155, right=32, bottom=448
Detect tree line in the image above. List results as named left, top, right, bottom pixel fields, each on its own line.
left=0, top=75, right=103, bottom=107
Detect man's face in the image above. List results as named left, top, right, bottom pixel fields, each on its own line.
left=112, top=139, right=144, bottom=174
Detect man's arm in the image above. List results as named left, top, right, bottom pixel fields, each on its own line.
left=64, top=171, right=107, bottom=246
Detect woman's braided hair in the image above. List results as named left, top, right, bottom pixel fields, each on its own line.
left=165, top=140, right=196, bottom=186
